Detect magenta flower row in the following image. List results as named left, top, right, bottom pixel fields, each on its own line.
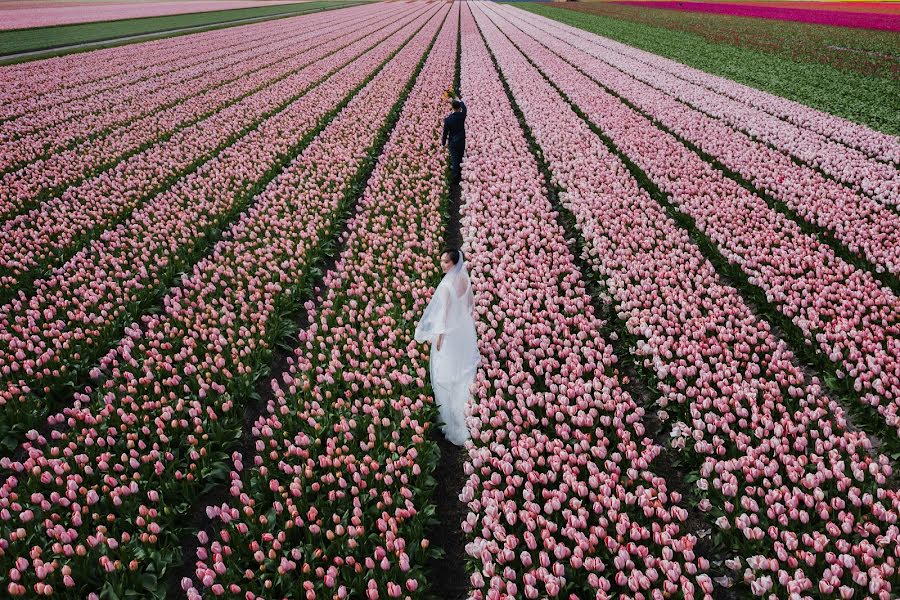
left=614, top=2, right=900, bottom=33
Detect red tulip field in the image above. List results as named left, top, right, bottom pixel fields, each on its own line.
left=0, top=1, right=897, bottom=598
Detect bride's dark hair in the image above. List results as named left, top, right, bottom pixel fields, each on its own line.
left=443, top=248, right=461, bottom=265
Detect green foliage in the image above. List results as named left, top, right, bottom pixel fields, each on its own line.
left=515, top=3, right=900, bottom=135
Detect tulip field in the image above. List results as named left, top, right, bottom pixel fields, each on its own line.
left=0, top=1, right=312, bottom=30
left=0, top=1, right=898, bottom=598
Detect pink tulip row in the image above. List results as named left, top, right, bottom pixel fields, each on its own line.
left=472, top=4, right=900, bottom=596
left=512, top=7, right=900, bottom=207
left=458, top=7, right=711, bottom=598
left=0, top=9, right=403, bottom=177
left=0, top=0, right=306, bottom=31
left=497, top=7, right=900, bottom=275
left=0, top=7, right=448, bottom=596
left=185, top=8, right=457, bottom=599
left=511, top=7, right=900, bottom=168
left=0, top=3, right=378, bottom=116
left=0, top=7, right=427, bottom=293
left=0, top=26, right=255, bottom=115
left=0, top=8, right=441, bottom=453
left=0, top=11, right=378, bottom=144
left=0, top=7, right=421, bottom=226
left=484, top=7, right=900, bottom=443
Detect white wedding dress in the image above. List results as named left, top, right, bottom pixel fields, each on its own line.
left=415, top=253, right=481, bottom=446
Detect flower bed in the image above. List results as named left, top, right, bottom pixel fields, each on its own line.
left=0, top=6, right=406, bottom=220
left=0, top=5, right=425, bottom=293
left=614, top=2, right=900, bottom=32
left=0, top=7, right=447, bottom=597
left=0, top=11, right=364, bottom=144
left=499, top=7, right=900, bottom=275
left=0, top=5, right=371, bottom=114
left=459, top=6, right=711, bottom=598
left=0, top=7, right=440, bottom=462
left=485, top=5, right=900, bottom=443
left=533, top=1, right=899, bottom=79
left=505, top=6, right=900, bottom=204
left=518, top=4, right=900, bottom=160
left=185, top=7, right=456, bottom=598
left=0, top=0, right=311, bottom=31
left=472, top=3, right=900, bottom=596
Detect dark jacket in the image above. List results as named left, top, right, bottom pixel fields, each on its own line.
left=442, top=100, right=466, bottom=148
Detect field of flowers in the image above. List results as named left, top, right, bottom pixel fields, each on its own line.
left=519, top=2, right=899, bottom=136
left=0, top=0, right=310, bottom=30
left=471, top=3, right=898, bottom=596
left=0, top=1, right=357, bottom=59
left=614, top=1, right=900, bottom=31
left=545, top=2, right=900, bottom=78
left=0, top=0, right=898, bottom=598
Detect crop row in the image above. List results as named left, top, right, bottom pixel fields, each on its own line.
left=497, top=7, right=900, bottom=276
left=544, top=1, right=898, bottom=79
left=0, top=7, right=441, bottom=453
left=486, top=4, right=900, bottom=445
left=616, top=1, right=899, bottom=32
left=522, top=4, right=898, bottom=139
left=0, top=0, right=328, bottom=31
left=0, top=4, right=376, bottom=116
left=523, top=9, right=900, bottom=168
left=507, top=8, right=900, bottom=206
left=459, top=6, right=712, bottom=598
left=184, top=7, right=458, bottom=599
left=0, top=6, right=420, bottom=226
left=472, top=3, right=899, bottom=596
left=0, top=4, right=426, bottom=297
left=0, top=9, right=379, bottom=143
left=0, top=7, right=399, bottom=175
left=0, top=7, right=448, bottom=598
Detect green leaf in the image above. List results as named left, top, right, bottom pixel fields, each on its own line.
left=100, top=583, right=120, bottom=600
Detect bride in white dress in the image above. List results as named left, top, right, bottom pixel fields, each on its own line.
left=415, top=249, right=481, bottom=446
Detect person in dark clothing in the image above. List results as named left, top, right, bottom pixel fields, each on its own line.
left=442, top=95, right=466, bottom=183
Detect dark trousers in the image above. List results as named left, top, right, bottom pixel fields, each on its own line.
left=448, top=142, right=464, bottom=182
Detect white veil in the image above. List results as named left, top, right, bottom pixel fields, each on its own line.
left=415, top=251, right=474, bottom=346
left=415, top=251, right=480, bottom=445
